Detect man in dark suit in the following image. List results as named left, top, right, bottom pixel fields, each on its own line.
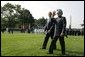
left=49, top=9, right=67, bottom=55
left=42, top=11, right=56, bottom=49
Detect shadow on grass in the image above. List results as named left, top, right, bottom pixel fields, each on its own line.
left=55, top=49, right=84, bottom=56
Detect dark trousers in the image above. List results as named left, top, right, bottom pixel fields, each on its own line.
left=49, top=36, right=65, bottom=54
left=8, top=29, right=13, bottom=34
left=42, top=33, right=56, bottom=49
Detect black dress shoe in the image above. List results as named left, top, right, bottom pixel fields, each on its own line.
left=41, top=47, right=46, bottom=49
left=48, top=52, right=53, bottom=54
left=62, top=54, right=66, bottom=56
left=62, top=53, right=65, bottom=55
left=47, top=52, right=53, bottom=54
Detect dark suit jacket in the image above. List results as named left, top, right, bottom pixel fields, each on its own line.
left=44, top=18, right=55, bottom=35
left=53, top=16, right=67, bottom=37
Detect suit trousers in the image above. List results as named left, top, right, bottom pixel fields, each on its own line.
left=49, top=36, right=65, bottom=54
left=42, top=32, right=56, bottom=49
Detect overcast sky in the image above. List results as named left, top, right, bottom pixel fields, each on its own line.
left=1, top=1, right=84, bottom=28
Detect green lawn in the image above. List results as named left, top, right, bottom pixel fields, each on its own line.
left=1, top=32, right=84, bottom=56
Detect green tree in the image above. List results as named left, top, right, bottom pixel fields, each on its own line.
left=1, top=3, right=35, bottom=33
left=35, top=17, right=47, bottom=28
left=17, top=8, right=34, bottom=33
left=1, top=3, right=16, bottom=29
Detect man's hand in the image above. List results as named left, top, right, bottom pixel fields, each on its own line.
left=44, top=30, right=47, bottom=34
left=44, top=31, right=47, bottom=34
left=60, top=33, right=64, bottom=37
left=44, top=30, right=50, bottom=34
left=47, top=30, right=50, bottom=33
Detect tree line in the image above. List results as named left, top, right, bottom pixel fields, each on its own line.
left=1, top=3, right=47, bottom=33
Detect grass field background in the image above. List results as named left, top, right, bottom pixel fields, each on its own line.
left=1, top=32, right=84, bottom=56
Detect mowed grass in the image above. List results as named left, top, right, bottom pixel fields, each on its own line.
left=1, top=32, right=84, bottom=56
